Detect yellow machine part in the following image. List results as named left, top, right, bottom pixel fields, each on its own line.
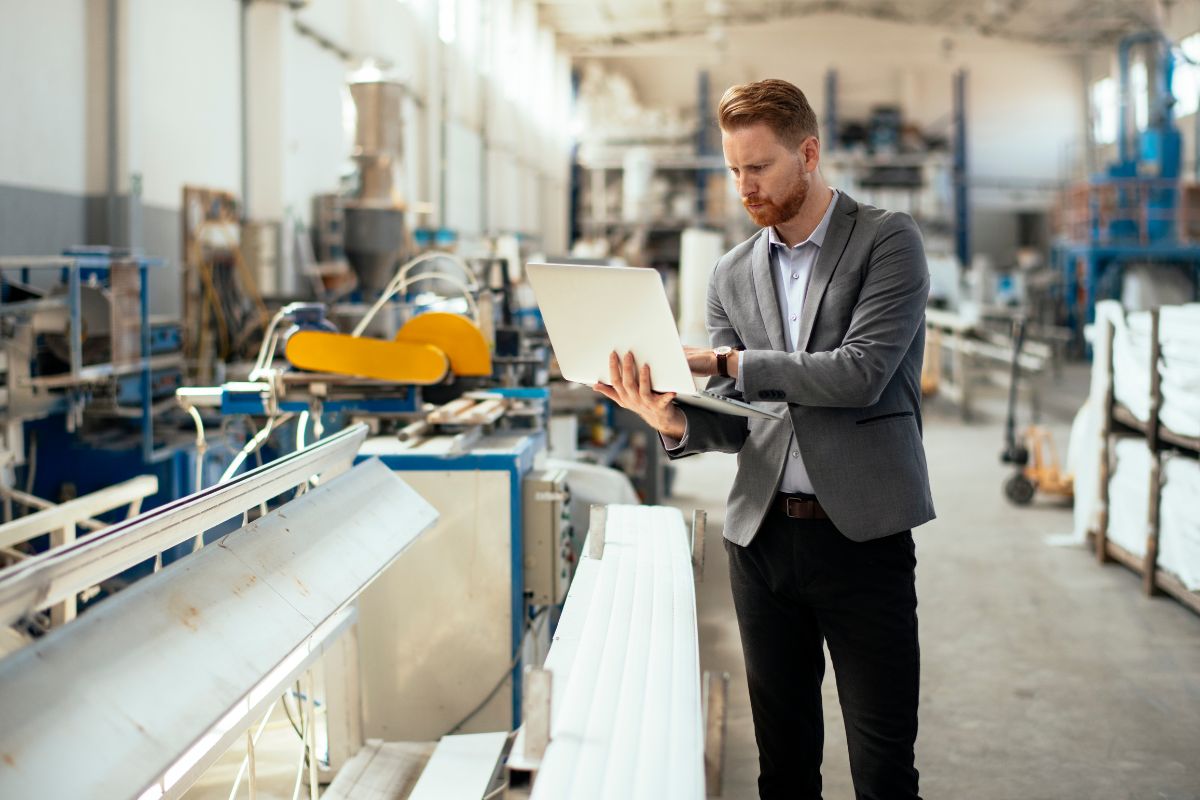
left=285, top=330, right=449, bottom=384
left=395, top=312, right=492, bottom=377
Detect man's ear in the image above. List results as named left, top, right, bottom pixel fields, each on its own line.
left=802, top=136, right=821, bottom=171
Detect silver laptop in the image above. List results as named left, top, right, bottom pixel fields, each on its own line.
left=525, top=262, right=784, bottom=421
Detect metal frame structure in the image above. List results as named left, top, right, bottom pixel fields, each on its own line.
left=0, top=251, right=173, bottom=461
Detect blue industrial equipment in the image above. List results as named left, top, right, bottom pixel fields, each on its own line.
left=278, top=301, right=339, bottom=354
left=1053, top=32, right=1200, bottom=343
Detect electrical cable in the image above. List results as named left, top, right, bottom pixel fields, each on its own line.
left=288, top=679, right=314, bottom=800
left=296, top=410, right=309, bottom=451
left=396, top=251, right=478, bottom=293
left=250, top=307, right=289, bottom=380
left=225, top=699, right=279, bottom=800
left=351, top=252, right=480, bottom=336
left=184, top=404, right=208, bottom=552
left=23, top=430, right=36, bottom=497
left=353, top=272, right=480, bottom=336
left=446, top=606, right=550, bottom=735
left=219, top=413, right=293, bottom=485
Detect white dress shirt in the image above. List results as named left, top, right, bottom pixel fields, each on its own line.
left=733, top=188, right=840, bottom=495
left=663, top=189, right=839, bottom=496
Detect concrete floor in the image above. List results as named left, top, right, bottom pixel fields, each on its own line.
left=668, top=376, right=1200, bottom=800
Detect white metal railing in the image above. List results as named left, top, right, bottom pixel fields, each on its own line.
left=0, top=475, right=158, bottom=625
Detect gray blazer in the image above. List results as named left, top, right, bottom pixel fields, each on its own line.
left=666, top=191, right=935, bottom=544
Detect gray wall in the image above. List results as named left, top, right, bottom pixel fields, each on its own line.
left=1, top=181, right=181, bottom=316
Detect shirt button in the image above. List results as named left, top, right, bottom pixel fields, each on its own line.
left=790, top=314, right=797, bottom=321
left=792, top=450, right=799, bottom=458
left=792, top=272, right=799, bottom=279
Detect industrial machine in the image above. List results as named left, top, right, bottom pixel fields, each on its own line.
left=0, top=251, right=193, bottom=541
left=171, top=239, right=564, bottom=740
left=344, top=80, right=409, bottom=296
left=1054, top=31, right=1200, bottom=345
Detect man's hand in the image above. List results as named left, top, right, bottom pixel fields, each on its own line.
left=592, top=351, right=686, bottom=440
left=683, top=346, right=739, bottom=378
left=683, top=346, right=715, bottom=376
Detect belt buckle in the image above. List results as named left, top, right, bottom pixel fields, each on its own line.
left=785, top=497, right=809, bottom=519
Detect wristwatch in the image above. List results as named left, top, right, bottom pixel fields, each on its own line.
left=714, top=345, right=734, bottom=378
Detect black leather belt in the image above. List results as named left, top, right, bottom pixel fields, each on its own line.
left=776, top=493, right=830, bottom=520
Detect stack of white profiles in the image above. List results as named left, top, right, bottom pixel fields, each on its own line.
left=510, top=504, right=705, bottom=800
left=1104, top=301, right=1200, bottom=436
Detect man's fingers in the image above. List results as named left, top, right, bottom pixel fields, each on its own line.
left=592, top=382, right=618, bottom=403
left=638, top=363, right=656, bottom=403
left=621, top=352, right=640, bottom=394
left=607, top=352, right=632, bottom=404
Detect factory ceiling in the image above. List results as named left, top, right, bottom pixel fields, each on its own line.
left=537, top=0, right=1179, bottom=52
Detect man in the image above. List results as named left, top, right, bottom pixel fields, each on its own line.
left=593, top=78, right=934, bottom=799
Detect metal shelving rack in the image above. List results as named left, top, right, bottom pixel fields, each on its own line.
left=1093, top=309, right=1200, bottom=616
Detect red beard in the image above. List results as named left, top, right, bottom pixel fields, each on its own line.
left=742, top=175, right=808, bottom=228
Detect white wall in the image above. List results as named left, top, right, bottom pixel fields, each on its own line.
left=0, top=0, right=91, bottom=195
left=582, top=14, right=1086, bottom=201
left=280, top=13, right=349, bottom=222
left=125, top=0, right=241, bottom=209
left=1, top=0, right=571, bottom=266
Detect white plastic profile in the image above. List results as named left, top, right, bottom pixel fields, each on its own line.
left=0, top=423, right=368, bottom=627
left=0, top=457, right=438, bottom=800
left=509, top=504, right=705, bottom=800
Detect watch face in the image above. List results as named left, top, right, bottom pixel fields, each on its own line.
left=715, top=346, right=732, bottom=355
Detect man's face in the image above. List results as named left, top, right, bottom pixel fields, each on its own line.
left=721, top=123, right=816, bottom=228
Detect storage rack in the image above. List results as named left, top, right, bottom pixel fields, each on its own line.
left=1092, top=309, right=1200, bottom=615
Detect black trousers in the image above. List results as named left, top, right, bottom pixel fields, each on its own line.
left=725, top=508, right=921, bottom=800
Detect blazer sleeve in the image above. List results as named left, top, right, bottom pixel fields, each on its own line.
left=739, top=212, right=929, bottom=408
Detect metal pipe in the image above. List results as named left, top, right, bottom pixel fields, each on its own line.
left=953, top=69, right=969, bottom=268
left=240, top=0, right=250, bottom=215
left=106, top=0, right=118, bottom=246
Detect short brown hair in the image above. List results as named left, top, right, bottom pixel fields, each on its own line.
left=717, top=79, right=819, bottom=149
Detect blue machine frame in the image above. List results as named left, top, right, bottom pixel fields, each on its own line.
left=2, top=249, right=171, bottom=462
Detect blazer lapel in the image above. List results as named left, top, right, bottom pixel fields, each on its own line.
left=749, top=230, right=786, bottom=352
left=797, top=193, right=858, bottom=353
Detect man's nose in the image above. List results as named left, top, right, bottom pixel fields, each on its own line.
left=739, top=175, right=756, bottom=198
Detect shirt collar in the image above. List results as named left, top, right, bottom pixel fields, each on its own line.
left=768, top=188, right=839, bottom=250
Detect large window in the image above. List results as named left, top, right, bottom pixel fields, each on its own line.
left=1174, top=32, right=1200, bottom=117
left=1092, top=76, right=1117, bottom=145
